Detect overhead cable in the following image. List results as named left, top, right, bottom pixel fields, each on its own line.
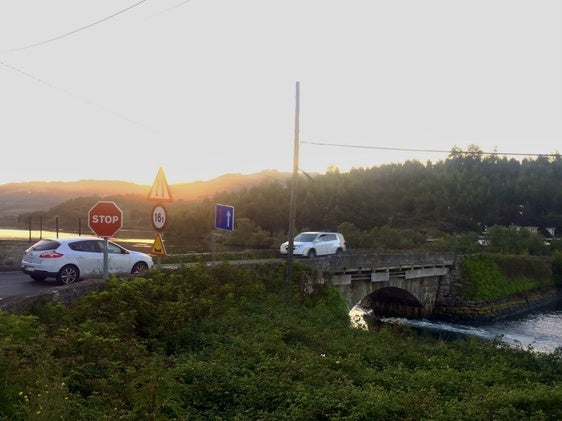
left=0, top=60, right=157, bottom=131
left=3, top=0, right=150, bottom=53
left=300, top=140, right=561, bottom=158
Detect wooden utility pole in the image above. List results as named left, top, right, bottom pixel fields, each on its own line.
left=287, top=81, right=300, bottom=282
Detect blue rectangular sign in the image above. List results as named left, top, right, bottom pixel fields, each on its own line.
left=215, top=204, right=234, bottom=231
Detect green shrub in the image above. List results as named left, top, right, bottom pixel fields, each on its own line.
left=491, top=254, right=552, bottom=280
left=1, top=264, right=562, bottom=419
left=460, top=254, right=554, bottom=300
left=552, top=251, right=562, bottom=286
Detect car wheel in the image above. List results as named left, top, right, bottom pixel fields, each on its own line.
left=57, top=265, right=79, bottom=285
left=131, top=261, right=148, bottom=275
left=335, top=248, right=344, bottom=256
left=30, top=274, right=47, bottom=281
left=307, top=249, right=316, bottom=258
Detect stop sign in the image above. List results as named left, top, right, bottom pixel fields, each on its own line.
left=88, top=201, right=123, bottom=237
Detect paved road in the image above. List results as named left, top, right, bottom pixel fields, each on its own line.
left=0, top=259, right=284, bottom=300
left=0, top=270, right=71, bottom=300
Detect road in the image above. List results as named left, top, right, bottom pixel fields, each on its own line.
left=0, top=270, right=67, bottom=299
left=0, top=259, right=284, bottom=300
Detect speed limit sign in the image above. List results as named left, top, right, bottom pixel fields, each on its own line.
left=151, top=204, right=168, bottom=232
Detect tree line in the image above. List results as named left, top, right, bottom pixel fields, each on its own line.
left=19, top=146, right=562, bottom=254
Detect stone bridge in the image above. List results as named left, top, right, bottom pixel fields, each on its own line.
left=303, top=252, right=456, bottom=318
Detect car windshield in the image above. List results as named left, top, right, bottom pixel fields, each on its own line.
left=294, top=233, right=318, bottom=242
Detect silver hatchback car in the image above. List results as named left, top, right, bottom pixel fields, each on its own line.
left=280, top=231, right=346, bottom=258
left=21, top=236, right=154, bottom=284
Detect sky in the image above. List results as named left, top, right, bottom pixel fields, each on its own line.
left=1, top=0, right=561, bottom=186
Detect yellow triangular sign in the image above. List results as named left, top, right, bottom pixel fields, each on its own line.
left=150, top=232, right=167, bottom=256
left=148, top=167, right=173, bottom=202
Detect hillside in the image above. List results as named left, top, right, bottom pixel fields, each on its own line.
left=0, top=170, right=291, bottom=223
left=3, top=154, right=562, bottom=255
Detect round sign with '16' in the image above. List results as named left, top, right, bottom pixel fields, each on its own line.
left=151, top=204, right=168, bottom=232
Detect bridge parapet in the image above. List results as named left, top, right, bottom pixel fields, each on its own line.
left=329, top=252, right=454, bottom=270
left=304, top=252, right=454, bottom=282
left=301, top=252, right=456, bottom=313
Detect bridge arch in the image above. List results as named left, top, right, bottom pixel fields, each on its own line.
left=305, top=252, right=455, bottom=318
left=365, top=287, right=424, bottom=318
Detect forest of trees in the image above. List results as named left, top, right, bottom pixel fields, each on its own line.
left=19, top=147, right=562, bottom=254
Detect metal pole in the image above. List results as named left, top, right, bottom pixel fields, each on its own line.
left=287, top=81, right=300, bottom=282
left=103, top=237, right=109, bottom=279
left=212, top=232, right=217, bottom=262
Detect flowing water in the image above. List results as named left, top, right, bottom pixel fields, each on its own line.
left=352, top=303, right=562, bottom=354
left=0, top=228, right=153, bottom=245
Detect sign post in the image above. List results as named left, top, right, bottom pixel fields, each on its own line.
left=150, top=232, right=167, bottom=256
left=88, top=201, right=123, bottom=279
left=88, top=201, right=123, bottom=238
left=215, top=204, right=234, bottom=231
left=148, top=167, right=173, bottom=203
left=214, top=204, right=234, bottom=262
left=151, top=204, right=168, bottom=232
left=148, top=168, right=173, bottom=267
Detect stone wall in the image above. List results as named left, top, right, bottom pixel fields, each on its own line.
left=432, top=286, right=562, bottom=323
left=432, top=255, right=562, bottom=322
left=0, top=279, right=106, bottom=314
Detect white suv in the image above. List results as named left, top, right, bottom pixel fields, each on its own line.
left=280, top=231, right=346, bottom=258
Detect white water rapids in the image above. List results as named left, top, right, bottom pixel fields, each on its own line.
left=350, top=305, right=562, bottom=354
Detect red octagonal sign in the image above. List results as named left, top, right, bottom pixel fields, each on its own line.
left=88, top=201, right=123, bottom=237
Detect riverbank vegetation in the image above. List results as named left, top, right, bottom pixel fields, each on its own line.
left=459, top=254, right=558, bottom=301
left=1, top=263, right=562, bottom=419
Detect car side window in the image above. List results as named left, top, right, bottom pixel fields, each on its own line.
left=70, top=240, right=100, bottom=253
left=31, top=240, right=60, bottom=251
left=325, top=234, right=336, bottom=241
left=106, top=242, right=124, bottom=254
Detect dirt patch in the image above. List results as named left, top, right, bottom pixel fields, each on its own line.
left=0, top=240, right=30, bottom=271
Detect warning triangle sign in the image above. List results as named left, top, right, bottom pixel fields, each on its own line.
left=151, top=232, right=167, bottom=256
left=148, top=167, right=173, bottom=202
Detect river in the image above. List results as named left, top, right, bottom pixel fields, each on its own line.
left=351, top=303, right=562, bottom=354
left=0, top=228, right=153, bottom=245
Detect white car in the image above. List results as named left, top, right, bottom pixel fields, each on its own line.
left=21, top=236, right=154, bottom=284
left=280, top=231, right=346, bottom=258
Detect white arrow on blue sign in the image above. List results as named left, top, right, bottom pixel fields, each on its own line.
left=215, top=204, right=234, bottom=231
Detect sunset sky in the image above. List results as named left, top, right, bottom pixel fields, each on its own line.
left=1, top=0, right=561, bottom=186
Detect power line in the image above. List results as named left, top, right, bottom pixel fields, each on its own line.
left=300, top=140, right=561, bottom=158
left=2, top=0, right=150, bottom=53
left=0, top=60, right=157, bottom=132
left=151, top=0, right=194, bottom=16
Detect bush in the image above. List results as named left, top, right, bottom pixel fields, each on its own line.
left=552, top=251, right=562, bottom=286
left=2, top=264, right=562, bottom=419
left=460, top=254, right=554, bottom=300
